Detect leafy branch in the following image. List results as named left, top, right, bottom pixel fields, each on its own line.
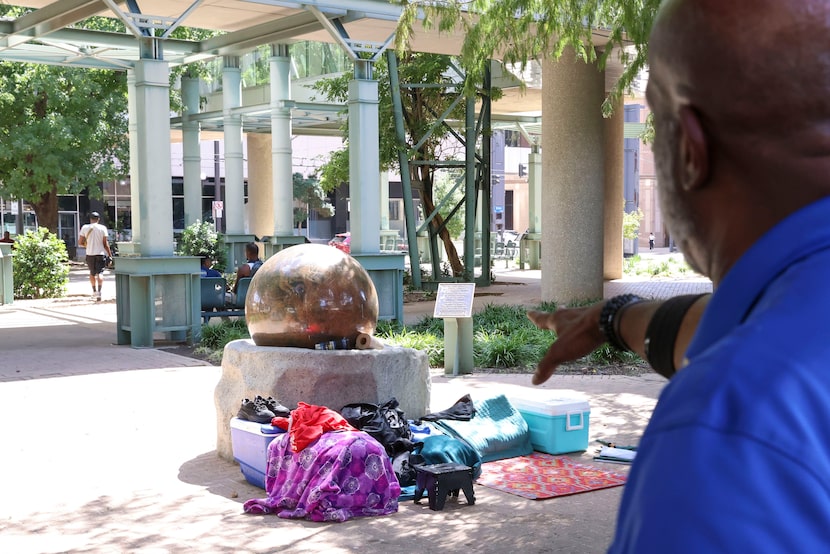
left=395, top=0, right=660, bottom=115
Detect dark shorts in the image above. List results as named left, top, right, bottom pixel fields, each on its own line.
left=86, top=255, right=106, bottom=275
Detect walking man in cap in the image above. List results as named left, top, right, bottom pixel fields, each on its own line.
left=78, top=212, right=112, bottom=301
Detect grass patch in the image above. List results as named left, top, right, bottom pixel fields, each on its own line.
left=623, top=253, right=696, bottom=278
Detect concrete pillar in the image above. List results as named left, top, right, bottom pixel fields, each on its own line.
left=182, top=76, right=202, bottom=227
left=247, top=133, right=273, bottom=240
left=270, top=44, right=294, bottom=238
left=348, top=78, right=381, bottom=254
left=603, top=96, right=625, bottom=280
left=133, top=59, right=174, bottom=256
left=541, top=51, right=605, bottom=303
left=222, top=56, right=244, bottom=235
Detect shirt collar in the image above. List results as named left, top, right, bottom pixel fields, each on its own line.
left=686, top=196, right=830, bottom=358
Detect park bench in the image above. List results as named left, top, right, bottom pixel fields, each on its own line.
left=200, top=277, right=252, bottom=324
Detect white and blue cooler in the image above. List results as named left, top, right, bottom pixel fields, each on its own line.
left=508, top=394, right=590, bottom=455
left=229, top=417, right=285, bottom=488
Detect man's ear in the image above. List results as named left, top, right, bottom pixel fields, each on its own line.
left=677, top=105, right=709, bottom=191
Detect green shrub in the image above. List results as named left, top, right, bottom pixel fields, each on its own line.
left=199, top=318, right=249, bottom=349
left=177, top=220, right=227, bottom=272
left=12, top=227, right=69, bottom=299
left=407, top=314, right=446, bottom=336
left=474, top=327, right=549, bottom=369
left=378, top=325, right=445, bottom=367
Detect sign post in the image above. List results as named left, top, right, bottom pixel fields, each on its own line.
left=212, top=201, right=224, bottom=233
left=434, top=283, right=476, bottom=376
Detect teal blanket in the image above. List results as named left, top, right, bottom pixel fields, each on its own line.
left=434, top=394, right=532, bottom=462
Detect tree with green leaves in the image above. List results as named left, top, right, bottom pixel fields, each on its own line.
left=0, top=8, right=129, bottom=233
left=0, top=7, right=218, bottom=234
left=313, top=52, right=472, bottom=276
left=292, top=172, right=333, bottom=232
left=396, top=0, right=660, bottom=115
left=0, top=63, right=129, bottom=234
left=623, top=207, right=644, bottom=240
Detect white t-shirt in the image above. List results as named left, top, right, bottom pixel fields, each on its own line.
left=80, top=222, right=108, bottom=256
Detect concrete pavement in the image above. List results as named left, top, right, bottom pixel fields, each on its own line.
left=0, top=254, right=711, bottom=553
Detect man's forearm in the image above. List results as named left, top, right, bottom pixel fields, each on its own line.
left=618, top=294, right=710, bottom=374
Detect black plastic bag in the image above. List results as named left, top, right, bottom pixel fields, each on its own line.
left=391, top=451, right=419, bottom=487
left=418, top=393, right=476, bottom=422
left=341, top=397, right=414, bottom=456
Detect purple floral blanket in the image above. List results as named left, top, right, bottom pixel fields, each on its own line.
left=243, top=430, right=401, bottom=522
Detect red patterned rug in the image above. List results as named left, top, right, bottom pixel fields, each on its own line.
left=476, top=452, right=628, bottom=500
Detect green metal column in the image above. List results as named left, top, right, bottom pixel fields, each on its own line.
left=124, top=69, right=141, bottom=253
left=270, top=44, right=295, bottom=240
left=348, top=64, right=381, bottom=255
left=0, top=244, right=12, bottom=305
left=134, top=58, right=174, bottom=256
left=386, top=50, right=421, bottom=287
left=521, top=145, right=542, bottom=269
left=222, top=55, right=256, bottom=267
left=223, top=56, right=245, bottom=236
left=477, top=64, right=493, bottom=285
left=464, top=95, right=477, bottom=281
left=115, top=51, right=200, bottom=347
left=182, top=76, right=202, bottom=228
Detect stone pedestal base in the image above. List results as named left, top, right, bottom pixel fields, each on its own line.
left=215, top=339, right=431, bottom=460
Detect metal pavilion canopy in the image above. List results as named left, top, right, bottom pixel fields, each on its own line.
left=0, top=1, right=559, bottom=136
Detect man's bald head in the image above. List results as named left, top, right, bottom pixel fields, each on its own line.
left=650, top=0, right=830, bottom=149
left=647, top=0, right=830, bottom=283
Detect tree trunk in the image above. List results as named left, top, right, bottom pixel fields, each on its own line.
left=417, top=167, right=464, bottom=277
left=31, top=183, right=59, bottom=235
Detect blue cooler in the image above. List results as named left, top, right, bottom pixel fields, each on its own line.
left=509, top=395, right=590, bottom=454
left=229, top=417, right=285, bottom=488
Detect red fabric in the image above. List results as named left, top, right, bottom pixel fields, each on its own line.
left=288, top=402, right=357, bottom=452
left=271, top=417, right=290, bottom=430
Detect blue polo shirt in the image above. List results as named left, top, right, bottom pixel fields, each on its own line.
left=610, top=197, right=830, bottom=552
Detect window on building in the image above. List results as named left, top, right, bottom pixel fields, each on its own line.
left=389, top=200, right=401, bottom=221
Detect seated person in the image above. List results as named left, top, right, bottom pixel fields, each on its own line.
left=228, top=242, right=263, bottom=305
left=0, top=231, right=14, bottom=244
left=200, top=254, right=222, bottom=278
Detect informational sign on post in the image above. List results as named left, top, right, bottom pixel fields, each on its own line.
left=434, top=283, right=476, bottom=376
left=433, top=283, right=476, bottom=319
left=212, top=201, right=224, bottom=219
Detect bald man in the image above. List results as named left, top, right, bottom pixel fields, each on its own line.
left=528, top=0, right=830, bottom=550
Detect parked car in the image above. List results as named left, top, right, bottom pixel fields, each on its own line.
left=495, top=229, right=523, bottom=258
left=328, top=232, right=350, bottom=254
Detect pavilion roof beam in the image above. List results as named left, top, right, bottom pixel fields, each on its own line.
left=0, top=0, right=106, bottom=50
left=248, top=0, right=404, bottom=21
left=159, top=0, right=203, bottom=39
left=43, top=27, right=197, bottom=54
left=171, top=100, right=344, bottom=125
left=192, top=10, right=325, bottom=60
left=0, top=44, right=132, bottom=69
left=308, top=6, right=393, bottom=63
left=516, top=122, right=541, bottom=145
